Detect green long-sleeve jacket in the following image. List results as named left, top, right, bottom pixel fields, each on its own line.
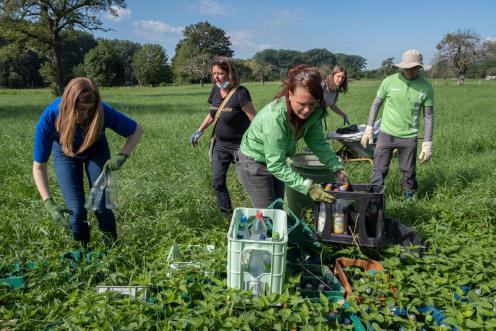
left=239, top=97, right=344, bottom=195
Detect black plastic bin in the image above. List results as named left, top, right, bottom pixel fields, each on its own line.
left=313, top=183, right=385, bottom=247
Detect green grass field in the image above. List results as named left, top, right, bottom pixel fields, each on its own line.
left=1, top=79, right=495, bottom=329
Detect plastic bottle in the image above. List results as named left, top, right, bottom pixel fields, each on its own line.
left=105, top=168, right=118, bottom=209
left=236, top=215, right=250, bottom=239
left=317, top=202, right=327, bottom=233
left=250, top=211, right=267, bottom=241
left=247, top=249, right=265, bottom=296
left=85, top=170, right=106, bottom=211
left=333, top=199, right=348, bottom=234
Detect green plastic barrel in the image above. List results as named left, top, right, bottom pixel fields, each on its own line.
left=285, top=153, right=335, bottom=218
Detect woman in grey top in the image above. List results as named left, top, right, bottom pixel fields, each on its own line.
left=323, top=65, right=350, bottom=125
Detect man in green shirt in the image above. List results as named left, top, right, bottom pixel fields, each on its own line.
left=361, top=49, right=434, bottom=199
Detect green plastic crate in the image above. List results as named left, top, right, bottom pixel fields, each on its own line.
left=227, top=207, right=288, bottom=295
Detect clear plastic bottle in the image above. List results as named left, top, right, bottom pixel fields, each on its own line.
left=250, top=211, right=267, bottom=241
left=85, top=170, right=106, bottom=211
left=247, top=249, right=266, bottom=296
left=333, top=199, right=348, bottom=234
left=317, top=202, right=327, bottom=233
left=105, top=168, right=118, bottom=209
left=236, top=215, right=250, bottom=239
left=248, top=250, right=265, bottom=277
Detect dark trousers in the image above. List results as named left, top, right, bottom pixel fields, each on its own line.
left=211, top=139, right=239, bottom=213
left=235, top=152, right=285, bottom=208
left=371, top=132, right=418, bottom=191
left=52, top=138, right=116, bottom=245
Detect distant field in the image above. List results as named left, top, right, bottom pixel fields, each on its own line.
left=1, top=79, right=495, bottom=329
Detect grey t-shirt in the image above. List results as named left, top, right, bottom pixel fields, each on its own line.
left=322, top=82, right=339, bottom=108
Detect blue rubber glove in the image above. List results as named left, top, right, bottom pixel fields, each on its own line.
left=343, top=115, right=351, bottom=126
left=190, top=130, right=203, bottom=147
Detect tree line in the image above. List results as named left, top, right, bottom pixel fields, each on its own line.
left=365, top=29, right=496, bottom=84
left=0, top=18, right=366, bottom=91
left=1, top=1, right=495, bottom=92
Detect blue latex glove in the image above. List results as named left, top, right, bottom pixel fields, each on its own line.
left=189, top=130, right=203, bottom=147
left=343, top=115, right=351, bottom=126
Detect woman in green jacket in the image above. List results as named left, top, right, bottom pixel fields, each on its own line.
left=236, top=65, right=348, bottom=208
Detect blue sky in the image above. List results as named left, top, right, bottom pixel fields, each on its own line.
left=93, top=0, right=496, bottom=69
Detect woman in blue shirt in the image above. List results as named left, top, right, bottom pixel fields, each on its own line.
left=33, top=77, right=143, bottom=246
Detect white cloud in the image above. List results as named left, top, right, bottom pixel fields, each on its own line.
left=133, top=20, right=184, bottom=45
left=485, top=36, right=496, bottom=42
left=271, top=9, right=296, bottom=27
left=228, top=30, right=274, bottom=53
left=188, top=0, right=229, bottom=16
left=106, top=6, right=131, bottom=22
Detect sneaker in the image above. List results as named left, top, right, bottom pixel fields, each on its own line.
left=403, top=190, right=416, bottom=201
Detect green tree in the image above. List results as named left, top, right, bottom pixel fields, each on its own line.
left=335, top=53, right=367, bottom=78
left=0, top=43, right=44, bottom=87
left=82, top=41, right=124, bottom=86
left=302, top=48, right=337, bottom=68
left=132, top=44, right=172, bottom=86
left=482, top=40, right=496, bottom=61
left=486, top=66, right=496, bottom=76
left=172, top=21, right=233, bottom=84
left=83, top=38, right=141, bottom=86
left=427, top=60, right=453, bottom=79
left=246, top=59, right=273, bottom=84
left=253, top=49, right=303, bottom=80
left=435, top=29, right=480, bottom=85
left=0, top=0, right=126, bottom=94
left=380, top=57, right=395, bottom=78
left=59, top=30, right=97, bottom=83
left=181, top=52, right=212, bottom=87
left=106, top=39, right=142, bottom=85
left=233, top=58, right=253, bottom=83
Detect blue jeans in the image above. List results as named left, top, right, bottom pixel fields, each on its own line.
left=52, top=137, right=116, bottom=244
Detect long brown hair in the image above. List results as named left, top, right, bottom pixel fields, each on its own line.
left=56, top=77, right=104, bottom=157
left=211, top=56, right=239, bottom=88
left=275, top=64, right=325, bottom=135
left=325, top=65, right=348, bottom=94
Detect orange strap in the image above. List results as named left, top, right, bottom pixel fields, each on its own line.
left=333, top=257, right=383, bottom=299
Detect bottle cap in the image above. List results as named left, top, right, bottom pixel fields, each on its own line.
left=255, top=211, right=263, bottom=219
left=272, top=232, right=281, bottom=241
left=259, top=233, right=267, bottom=240
left=240, top=215, right=248, bottom=223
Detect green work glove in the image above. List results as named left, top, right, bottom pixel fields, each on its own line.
left=308, top=183, right=336, bottom=203
left=44, top=197, right=72, bottom=228
left=105, top=153, right=129, bottom=171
